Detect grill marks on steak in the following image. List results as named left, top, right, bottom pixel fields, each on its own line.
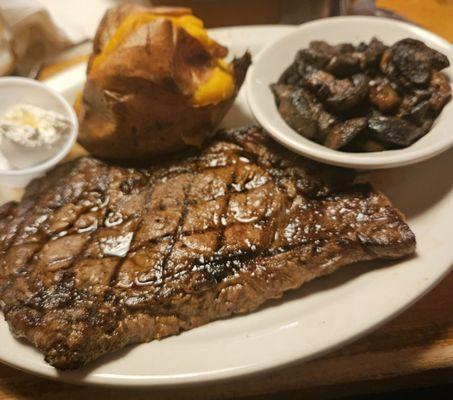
left=0, top=127, right=415, bottom=369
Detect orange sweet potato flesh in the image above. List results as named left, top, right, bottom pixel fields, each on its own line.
left=76, top=3, right=251, bottom=161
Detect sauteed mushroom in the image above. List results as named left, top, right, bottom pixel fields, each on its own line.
left=381, top=38, right=450, bottom=88
left=305, top=71, right=369, bottom=113
left=272, top=37, right=451, bottom=152
left=326, top=53, right=361, bottom=77
left=272, top=84, right=318, bottom=140
left=429, top=71, right=452, bottom=114
left=272, top=83, right=338, bottom=143
left=369, top=78, right=401, bottom=114
left=324, top=74, right=369, bottom=113
left=368, top=116, right=425, bottom=147
left=297, top=41, right=336, bottom=70
left=324, top=117, right=368, bottom=150
left=356, top=37, right=387, bottom=70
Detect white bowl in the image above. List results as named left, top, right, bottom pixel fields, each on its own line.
left=246, top=16, right=453, bottom=169
left=0, top=77, right=78, bottom=187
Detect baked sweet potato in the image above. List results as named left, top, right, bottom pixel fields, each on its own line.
left=76, top=3, right=251, bottom=161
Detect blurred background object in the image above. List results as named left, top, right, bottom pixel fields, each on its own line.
left=147, top=0, right=352, bottom=26
left=149, top=0, right=281, bottom=26
left=1, top=0, right=73, bottom=77
left=0, top=0, right=353, bottom=79
left=0, top=0, right=111, bottom=78
left=1, top=0, right=453, bottom=79
left=376, top=0, right=453, bottom=41
left=0, top=12, right=15, bottom=75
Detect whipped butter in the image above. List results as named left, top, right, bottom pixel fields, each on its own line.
left=0, top=104, right=71, bottom=170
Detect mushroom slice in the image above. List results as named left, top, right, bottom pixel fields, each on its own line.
left=368, top=116, right=425, bottom=147
left=305, top=70, right=338, bottom=99
left=271, top=84, right=318, bottom=140
left=324, top=74, right=369, bottom=113
left=381, top=38, right=450, bottom=88
left=405, top=100, right=431, bottom=126
left=429, top=71, right=452, bottom=115
left=324, top=117, right=368, bottom=150
left=297, top=41, right=336, bottom=69
left=369, top=79, right=401, bottom=114
left=356, top=37, right=387, bottom=69
left=397, top=89, right=431, bottom=119
left=326, top=54, right=360, bottom=77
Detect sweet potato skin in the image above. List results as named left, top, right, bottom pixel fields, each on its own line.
left=76, top=4, right=251, bottom=161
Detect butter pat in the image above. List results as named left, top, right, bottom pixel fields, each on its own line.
left=0, top=104, right=71, bottom=170
left=0, top=104, right=70, bottom=147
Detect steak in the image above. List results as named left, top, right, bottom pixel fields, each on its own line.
left=0, top=126, right=415, bottom=369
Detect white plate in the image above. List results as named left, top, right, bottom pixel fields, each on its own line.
left=247, top=17, right=453, bottom=169
left=0, top=25, right=452, bottom=388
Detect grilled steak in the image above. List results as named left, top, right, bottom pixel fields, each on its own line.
left=0, top=126, right=415, bottom=369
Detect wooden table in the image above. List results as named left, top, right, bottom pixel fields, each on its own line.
left=1, top=1, right=452, bottom=398
left=377, top=0, right=453, bottom=42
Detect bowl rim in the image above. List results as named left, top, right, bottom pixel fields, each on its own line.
left=0, top=76, right=78, bottom=176
left=246, top=15, right=453, bottom=169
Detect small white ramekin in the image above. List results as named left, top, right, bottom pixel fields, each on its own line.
left=0, top=77, right=78, bottom=188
